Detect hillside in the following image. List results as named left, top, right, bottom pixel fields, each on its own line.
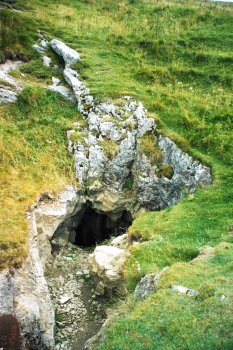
left=0, top=0, right=233, bottom=349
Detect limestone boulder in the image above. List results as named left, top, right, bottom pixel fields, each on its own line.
left=134, top=267, right=168, bottom=300
left=50, top=39, right=80, bottom=66
left=0, top=86, right=17, bottom=103
left=48, top=85, right=75, bottom=102
left=89, top=245, right=130, bottom=296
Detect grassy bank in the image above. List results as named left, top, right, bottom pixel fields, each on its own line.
left=0, top=0, right=232, bottom=348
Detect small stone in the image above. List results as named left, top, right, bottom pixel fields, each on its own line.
left=220, top=294, right=226, bottom=302
left=41, top=39, right=48, bottom=48
left=43, top=56, right=51, bottom=67
left=52, top=76, right=61, bottom=86
left=33, top=44, right=45, bottom=54
left=59, top=295, right=72, bottom=304
left=171, top=285, right=197, bottom=296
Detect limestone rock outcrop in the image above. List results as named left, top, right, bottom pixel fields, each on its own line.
left=49, top=39, right=212, bottom=215
left=0, top=60, right=23, bottom=104
left=0, top=212, right=55, bottom=349
left=33, top=186, right=79, bottom=266
left=0, top=186, right=82, bottom=348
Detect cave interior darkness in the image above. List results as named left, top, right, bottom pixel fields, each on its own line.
left=70, top=206, right=132, bottom=247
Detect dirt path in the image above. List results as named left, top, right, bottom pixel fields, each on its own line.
left=46, top=245, right=107, bottom=350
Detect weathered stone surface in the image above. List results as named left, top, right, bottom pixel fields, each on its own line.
left=171, top=285, right=197, bottom=296
left=43, top=55, right=51, bottom=67
left=50, top=39, right=80, bottom=66
left=33, top=44, right=46, bottom=54
left=33, top=186, right=80, bottom=266
left=49, top=39, right=211, bottom=214
left=89, top=245, right=130, bottom=296
left=0, top=86, right=17, bottom=103
left=0, top=211, right=55, bottom=349
left=0, top=60, right=23, bottom=104
left=134, top=267, right=168, bottom=300
left=48, top=85, right=75, bottom=102
left=111, top=233, right=128, bottom=247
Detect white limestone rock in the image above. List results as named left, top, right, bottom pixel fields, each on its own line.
left=33, top=44, right=46, bottom=54
left=88, top=144, right=106, bottom=179
left=49, top=38, right=212, bottom=214
left=43, top=55, right=51, bottom=67
left=87, top=112, right=100, bottom=132
left=41, top=39, right=49, bottom=48
left=0, top=86, right=17, bottom=103
left=50, top=39, right=80, bottom=66
left=34, top=186, right=79, bottom=266
left=89, top=245, right=130, bottom=296
left=52, top=76, right=61, bottom=86
left=171, top=285, right=197, bottom=296
left=0, top=211, right=55, bottom=349
left=48, top=85, right=75, bottom=102
left=158, top=135, right=212, bottom=189
left=0, top=60, right=23, bottom=104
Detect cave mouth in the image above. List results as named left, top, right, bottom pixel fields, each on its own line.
left=69, top=206, right=132, bottom=247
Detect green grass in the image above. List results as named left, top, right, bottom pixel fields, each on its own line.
left=97, top=243, right=233, bottom=350
left=0, top=0, right=232, bottom=348
left=0, top=87, right=78, bottom=267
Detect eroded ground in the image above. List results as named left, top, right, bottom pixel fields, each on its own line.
left=46, top=245, right=107, bottom=350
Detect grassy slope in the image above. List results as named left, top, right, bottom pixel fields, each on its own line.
left=0, top=0, right=233, bottom=348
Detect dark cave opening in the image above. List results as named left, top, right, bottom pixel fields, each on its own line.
left=70, top=207, right=132, bottom=247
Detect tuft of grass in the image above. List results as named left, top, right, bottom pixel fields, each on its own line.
left=102, top=139, right=119, bottom=160
left=138, top=134, right=163, bottom=166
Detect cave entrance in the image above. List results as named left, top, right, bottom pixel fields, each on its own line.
left=69, top=206, right=132, bottom=247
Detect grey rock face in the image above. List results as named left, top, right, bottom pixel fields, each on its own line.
left=33, top=186, right=79, bottom=266
left=43, top=55, right=52, bottom=67
left=49, top=39, right=212, bottom=215
left=0, top=60, right=23, bottom=104
left=134, top=267, right=168, bottom=300
left=0, top=186, right=84, bottom=349
left=0, top=86, right=17, bottom=103
left=158, top=136, right=212, bottom=190
left=0, top=211, right=55, bottom=349
left=48, top=84, right=75, bottom=102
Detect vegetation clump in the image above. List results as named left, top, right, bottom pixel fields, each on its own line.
left=139, top=133, right=163, bottom=166
left=102, top=139, right=119, bottom=160
left=161, top=164, right=174, bottom=179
